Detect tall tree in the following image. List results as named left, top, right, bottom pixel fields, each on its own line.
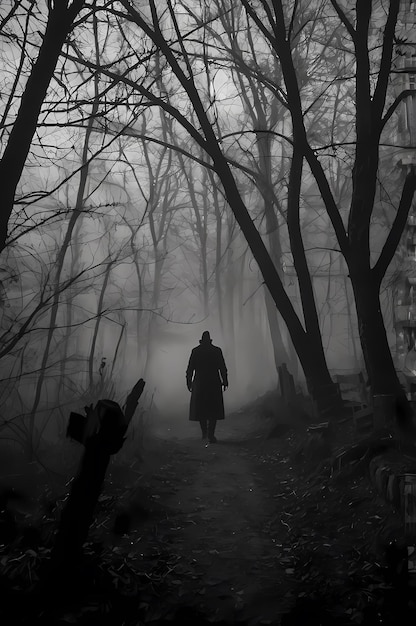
left=208, top=0, right=298, bottom=379
left=0, top=0, right=86, bottom=253
left=240, top=0, right=416, bottom=410
left=104, top=0, right=340, bottom=413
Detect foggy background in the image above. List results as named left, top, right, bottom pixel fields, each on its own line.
left=0, top=0, right=404, bottom=455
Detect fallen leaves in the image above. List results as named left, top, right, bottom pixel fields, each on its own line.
left=0, top=410, right=412, bottom=625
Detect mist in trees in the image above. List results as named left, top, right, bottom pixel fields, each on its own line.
left=0, top=0, right=415, bottom=459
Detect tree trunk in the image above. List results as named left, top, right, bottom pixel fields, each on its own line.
left=212, top=154, right=336, bottom=411
left=352, top=273, right=402, bottom=396
left=224, top=235, right=236, bottom=381
left=256, top=130, right=294, bottom=380
left=0, top=0, right=84, bottom=252
left=88, top=259, right=114, bottom=389
left=143, top=248, right=165, bottom=379
left=182, top=156, right=210, bottom=317
left=25, top=53, right=99, bottom=459
left=115, top=0, right=338, bottom=414
left=212, top=176, right=225, bottom=332
left=200, top=169, right=210, bottom=317
left=56, top=288, right=74, bottom=438
left=264, top=289, right=289, bottom=382
left=127, top=225, right=144, bottom=368
left=343, top=273, right=362, bottom=371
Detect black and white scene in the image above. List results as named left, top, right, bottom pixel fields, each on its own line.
left=1, top=1, right=416, bottom=624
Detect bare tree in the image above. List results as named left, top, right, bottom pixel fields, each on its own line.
left=84, top=0, right=336, bottom=414
left=0, top=0, right=86, bottom=253
left=239, top=0, right=416, bottom=410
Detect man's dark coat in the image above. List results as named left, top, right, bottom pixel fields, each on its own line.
left=186, top=342, right=228, bottom=421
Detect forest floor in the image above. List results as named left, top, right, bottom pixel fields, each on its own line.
left=1, top=394, right=415, bottom=625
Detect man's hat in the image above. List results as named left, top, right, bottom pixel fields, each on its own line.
left=200, top=331, right=212, bottom=344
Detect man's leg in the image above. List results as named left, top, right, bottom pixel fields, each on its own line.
left=199, top=417, right=208, bottom=439
left=208, top=418, right=217, bottom=443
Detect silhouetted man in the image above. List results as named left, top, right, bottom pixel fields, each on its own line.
left=186, top=331, right=228, bottom=443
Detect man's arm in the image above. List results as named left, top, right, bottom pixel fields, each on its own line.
left=218, top=349, right=228, bottom=390
left=186, top=350, right=195, bottom=391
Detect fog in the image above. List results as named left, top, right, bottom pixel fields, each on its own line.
left=0, top=0, right=401, bottom=459
left=0, top=194, right=374, bottom=453
left=0, top=162, right=391, bottom=452
left=2, top=3, right=415, bottom=624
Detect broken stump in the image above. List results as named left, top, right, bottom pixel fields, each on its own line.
left=51, top=379, right=145, bottom=569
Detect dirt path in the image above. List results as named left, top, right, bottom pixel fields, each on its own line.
left=121, top=413, right=296, bottom=624
left=1, top=401, right=412, bottom=625
left=104, top=407, right=404, bottom=625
